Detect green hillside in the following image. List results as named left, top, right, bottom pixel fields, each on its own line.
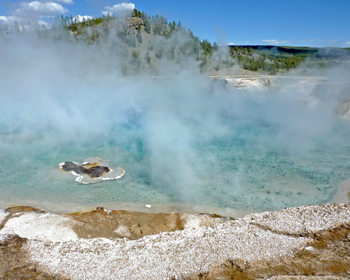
left=63, top=9, right=350, bottom=75
left=2, top=8, right=349, bottom=75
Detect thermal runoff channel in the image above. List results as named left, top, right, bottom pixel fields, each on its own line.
left=1, top=27, right=350, bottom=213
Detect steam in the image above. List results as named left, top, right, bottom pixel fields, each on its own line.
left=0, top=22, right=350, bottom=212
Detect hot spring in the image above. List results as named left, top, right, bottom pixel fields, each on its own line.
left=1, top=37, right=350, bottom=215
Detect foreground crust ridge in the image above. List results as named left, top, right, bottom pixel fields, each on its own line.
left=0, top=204, right=349, bottom=279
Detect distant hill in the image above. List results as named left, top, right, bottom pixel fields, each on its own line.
left=232, top=45, right=319, bottom=54
left=233, top=44, right=350, bottom=56
left=1, top=9, right=349, bottom=75
left=228, top=45, right=350, bottom=74
left=64, top=10, right=350, bottom=75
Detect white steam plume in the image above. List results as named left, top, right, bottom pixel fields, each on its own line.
left=0, top=21, right=349, bottom=212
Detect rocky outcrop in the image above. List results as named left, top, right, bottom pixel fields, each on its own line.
left=126, top=17, right=144, bottom=30
left=0, top=204, right=350, bottom=279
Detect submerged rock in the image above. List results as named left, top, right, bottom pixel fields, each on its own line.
left=59, top=157, right=125, bottom=184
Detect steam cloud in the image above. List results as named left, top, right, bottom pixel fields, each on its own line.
left=0, top=21, right=350, bottom=212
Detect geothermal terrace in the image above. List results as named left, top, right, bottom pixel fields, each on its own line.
left=1, top=203, right=350, bottom=279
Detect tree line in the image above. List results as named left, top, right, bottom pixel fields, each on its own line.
left=1, top=8, right=342, bottom=75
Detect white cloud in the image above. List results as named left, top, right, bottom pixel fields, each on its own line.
left=52, top=0, right=74, bottom=4
left=14, top=1, right=68, bottom=18
left=73, top=14, right=93, bottom=23
left=345, top=41, right=350, bottom=45
left=103, top=3, right=135, bottom=15
left=0, top=15, right=21, bottom=23
left=262, top=39, right=287, bottom=45
left=0, top=15, right=48, bottom=32
left=0, top=16, right=10, bottom=22
left=38, top=0, right=74, bottom=4
left=37, top=19, right=48, bottom=27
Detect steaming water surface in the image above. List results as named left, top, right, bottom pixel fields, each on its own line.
left=1, top=75, right=350, bottom=214
left=1, top=38, right=350, bottom=214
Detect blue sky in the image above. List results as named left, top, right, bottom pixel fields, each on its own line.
left=1, top=0, right=349, bottom=47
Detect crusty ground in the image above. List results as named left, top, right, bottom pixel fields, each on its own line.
left=0, top=204, right=350, bottom=279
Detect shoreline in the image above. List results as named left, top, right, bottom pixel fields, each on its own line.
left=1, top=175, right=349, bottom=218
left=330, top=177, right=350, bottom=204
left=0, top=199, right=251, bottom=218
left=1, top=175, right=349, bottom=219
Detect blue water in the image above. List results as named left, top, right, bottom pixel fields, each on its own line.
left=1, top=33, right=350, bottom=214
left=1, top=103, right=350, bottom=213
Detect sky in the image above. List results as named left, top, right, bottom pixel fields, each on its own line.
left=0, top=0, right=350, bottom=47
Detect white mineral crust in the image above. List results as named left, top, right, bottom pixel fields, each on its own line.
left=26, top=222, right=310, bottom=279
left=0, top=212, right=78, bottom=242
left=1, top=203, right=348, bottom=279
